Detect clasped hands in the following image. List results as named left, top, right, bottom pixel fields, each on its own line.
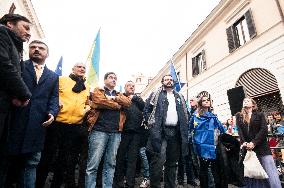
left=240, top=142, right=255, bottom=150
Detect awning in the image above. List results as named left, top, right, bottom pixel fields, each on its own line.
left=236, top=68, right=279, bottom=98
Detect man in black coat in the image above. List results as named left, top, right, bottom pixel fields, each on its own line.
left=0, top=14, right=32, bottom=187
left=144, top=74, right=188, bottom=188
left=114, top=80, right=145, bottom=188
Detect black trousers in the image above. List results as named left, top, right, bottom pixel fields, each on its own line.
left=177, top=143, right=196, bottom=184
left=199, top=158, right=220, bottom=188
left=36, top=122, right=88, bottom=188
left=0, top=112, right=10, bottom=187
left=52, top=123, right=88, bottom=188
left=149, top=134, right=180, bottom=188
left=114, top=132, right=141, bottom=188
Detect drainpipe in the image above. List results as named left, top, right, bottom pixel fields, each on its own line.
left=275, top=0, right=284, bottom=22
left=185, top=52, right=189, bottom=102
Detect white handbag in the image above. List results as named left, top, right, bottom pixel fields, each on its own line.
left=243, top=150, right=268, bottom=179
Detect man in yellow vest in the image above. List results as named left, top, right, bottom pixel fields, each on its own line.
left=36, top=63, right=90, bottom=188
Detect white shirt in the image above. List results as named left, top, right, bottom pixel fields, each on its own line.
left=165, top=92, right=178, bottom=126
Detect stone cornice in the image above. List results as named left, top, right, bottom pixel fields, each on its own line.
left=22, top=0, right=45, bottom=38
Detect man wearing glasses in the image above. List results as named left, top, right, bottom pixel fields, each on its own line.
left=144, top=74, right=189, bottom=188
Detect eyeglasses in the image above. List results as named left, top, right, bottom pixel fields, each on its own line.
left=202, top=99, right=210, bottom=102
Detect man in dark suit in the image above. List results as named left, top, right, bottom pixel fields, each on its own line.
left=5, top=40, right=59, bottom=187
left=0, top=13, right=32, bottom=187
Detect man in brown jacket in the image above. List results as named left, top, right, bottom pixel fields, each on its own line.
left=85, top=72, right=131, bottom=188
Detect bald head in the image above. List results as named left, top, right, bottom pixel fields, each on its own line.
left=189, top=97, right=197, bottom=108
left=72, top=62, right=86, bottom=77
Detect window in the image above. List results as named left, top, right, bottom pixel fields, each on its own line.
left=192, top=49, right=206, bottom=77
left=226, top=9, right=256, bottom=53
left=177, top=71, right=180, bottom=81
left=136, top=78, right=141, bottom=83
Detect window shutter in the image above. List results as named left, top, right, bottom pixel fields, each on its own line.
left=245, top=9, right=257, bottom=39
left=226, top=26, right=237, bottom=53
left=192, top=57, right=199, bottom=77
left=201, top=49, right=206, bottom=70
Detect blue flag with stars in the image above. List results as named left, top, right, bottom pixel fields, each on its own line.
left=55, top=56, right=63, bottom=76
left=170, top=63, right=185, bottom=92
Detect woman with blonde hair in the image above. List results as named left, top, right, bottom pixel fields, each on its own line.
left=236, top=97, right=281, bottom=188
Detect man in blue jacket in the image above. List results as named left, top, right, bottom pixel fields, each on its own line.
left=5, top=40, right=59, bottom=187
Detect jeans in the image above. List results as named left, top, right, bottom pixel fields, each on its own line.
left=36, top=124, right=59, bottom=188
left=6, top=152, right=41, bottom=188
left=260, top=155, right=282, bottom=188
left=21, top=152, right=41, bottom=188
left=139, top=147, right=150, bottom=179
left=86, top=130, right=121, bottom=188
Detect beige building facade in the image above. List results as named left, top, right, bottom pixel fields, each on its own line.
left=0, top=0, right=44, bottom=58
left=130, top=72, right=153, bottom=95
left=141, top=0, right=284, bottom=121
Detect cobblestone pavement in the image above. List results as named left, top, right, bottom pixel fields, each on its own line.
left=44, top=173, right=238, bottom=188
left=133, top=177, right=238, bottom=188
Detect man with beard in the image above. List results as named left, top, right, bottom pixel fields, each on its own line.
left=0, top=14, right=32, bottom=186
left=144, top=74, right=188, bottom=188
left=5, top=40, right=59, bottom=187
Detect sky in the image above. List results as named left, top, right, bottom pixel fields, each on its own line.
left=31, top=0, right=220, bottom=87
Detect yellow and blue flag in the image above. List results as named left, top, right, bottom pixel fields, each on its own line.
left=86, top=29, right=100, bottom=87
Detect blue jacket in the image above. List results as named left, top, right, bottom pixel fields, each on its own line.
left=189, top=111, right=224, bottom=159
left=8, top=60, right=59, bottom=154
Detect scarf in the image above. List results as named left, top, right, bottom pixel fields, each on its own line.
left=69, top=73, right=86, bottom=93
left=148, top=86, right=188, bottom=127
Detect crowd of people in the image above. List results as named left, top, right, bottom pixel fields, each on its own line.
left=0, top=13, right=284, bottom=188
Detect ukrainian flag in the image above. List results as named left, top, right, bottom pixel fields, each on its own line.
left=86, top=29, right=100, bottom=87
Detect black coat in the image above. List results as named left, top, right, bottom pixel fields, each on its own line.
left=215, top=133, right=245, bottom=187
left=123, top=95, right=145, bottom=133
left=8, top=60, right=59, bottom=154
left=0, top=25, right=31, bottom=113
left=144, top=89, right=188, bottom=157
left=236, top=111, right=271, bottom=156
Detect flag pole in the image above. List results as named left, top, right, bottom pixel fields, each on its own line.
left=171, top=58, right=182, bottom=91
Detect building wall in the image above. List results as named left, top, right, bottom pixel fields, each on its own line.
left=188, top=35, right=284, bottom=121
left=141, top=0, right=284, bottom=122
left=0, top=0, right=44, bottom=58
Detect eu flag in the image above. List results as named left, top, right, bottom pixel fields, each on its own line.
left=170, top=63, right=185, bottom=92
left=55, top=56, right=63, bottom=76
